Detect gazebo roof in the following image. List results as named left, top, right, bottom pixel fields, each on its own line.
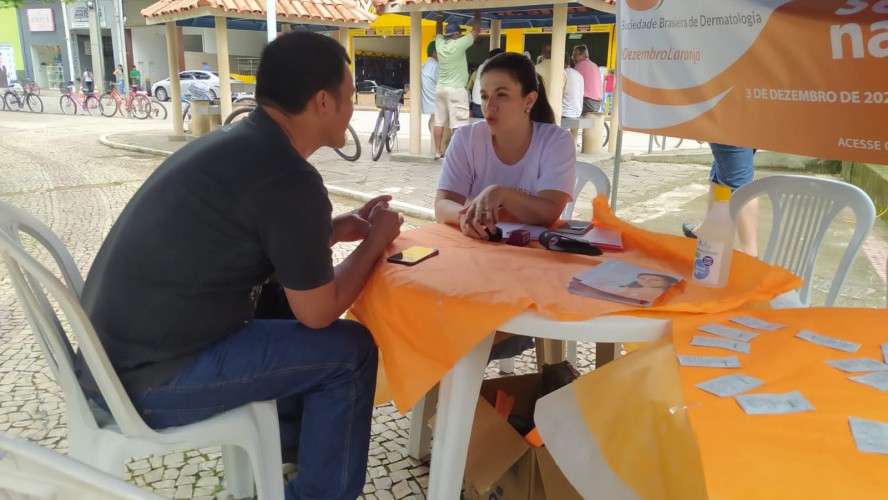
left=375, top=0, right=616, bottom=28
left=141, top=0, right=376, bottom=28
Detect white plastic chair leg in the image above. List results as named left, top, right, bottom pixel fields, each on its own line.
left=426, top=332, right=495, bottom=500
left=407, top=384, right=439, bottom=460
left=222, top=445, right=255, bottom=499
left=497, top=357, right=515, bottom=374
left=567, top=340, right=578, bottom=368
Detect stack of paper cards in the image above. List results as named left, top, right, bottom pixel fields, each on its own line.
left=696, top=374, right=764, bottom=397
left=850, top=372, right=888, bottom=391
left=729, top=315, right=786, bottom=331
left=698, top=324, right=759, bottom=342
left=796, top=330, right=861, bottom=353
left=735, top=391, right=815, bottom=415
left=849, top=417, right=888, bottom=455
left=825, top=358, right=888, bottom=373
left=678, top=355, right=741, bottom=368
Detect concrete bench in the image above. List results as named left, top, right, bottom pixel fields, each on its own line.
left=561, top=112, right=607, bottom=154
left=190, top=101, right=222, bottom=136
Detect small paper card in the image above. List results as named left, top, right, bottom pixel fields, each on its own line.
left=849, top=417, right=888, bottom=455
left=698, top=324, right=759, bottom=342
left=796, top=330, right=861, bottom=353
left=691, top=336, right=751, bottom=354
left=825, top=358, right=888, bottom=373
left=882, top=343, right=888, bottom=364
left=850, top=372, right=888, bottom=392
left=729, top=315, right=786, bottom=331
left=678, top=355, right=741, bottom=368
left=735, top=391, right=814, bottom=415
left=696, top=374, right=764, bottom=397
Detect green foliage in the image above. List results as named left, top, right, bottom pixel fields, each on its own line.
left=1, top=0, right=75, bottom=9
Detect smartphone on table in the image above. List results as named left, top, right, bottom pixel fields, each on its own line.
left=387, top=246, right=439, bottom=266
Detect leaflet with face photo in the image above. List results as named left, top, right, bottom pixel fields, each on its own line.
left=825, top=358, right=888, bottom=373
left=677, top=355, right=741, bottom=368
left=849, top=417, right=888, bottom=455
left=698, top=323, right=759, bottom=342
left=850, top=372, right=888, bottom=392
left=691, top=335, right=751, bottom=354
left=729, top=315, right=786, bottom=331
left=696, top=374, right=763, bottom=397
left=796, top=330, right=861, bottom=353
left=735, top=391, right=814, bottom=415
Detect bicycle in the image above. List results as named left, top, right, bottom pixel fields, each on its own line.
left=149, top=97, right=168, bottom=120
left=369, top=86, right=403, bottom=161
left=22, top=78, right=40, bottom=96
left=59, top=83, right=102, bottom=116
left=2, top=84, right=43, bottom=113
left=653, top=136, right=708, bottom=149
left=99, top=83, right=151, bottom=119
left=223, top=105, right=361, bottom=161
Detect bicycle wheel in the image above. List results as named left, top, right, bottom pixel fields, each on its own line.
left=385, top=113, right=399, bottom=152
left=370, top=112, right=387, bottom=161
left=84, top=95, right=102, bottom=115
left=3, top=92, right=18, bottom=111
left=334, top=124, right=361, bottom=161
left=26, top=94, right=43, bottom=113
left=654, top=135, right=683, bottom=149
left=182, top=102, right=193, bottom=133
left=131, top=95, right=151, bottom=119
left=99, top=93, right=118, bottom=117
left=59, top=96, right=77, bottom=115
left=602, top=121, right=610, bottom=148
left=150, top=99, right=168, bottom=120
left=223, top=106, right=253, bottom=125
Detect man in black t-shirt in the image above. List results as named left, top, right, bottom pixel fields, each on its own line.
left=75, top=32, right=403, bottom=500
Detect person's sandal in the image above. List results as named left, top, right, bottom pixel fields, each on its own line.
left=681, top=222, right=698, bottom=239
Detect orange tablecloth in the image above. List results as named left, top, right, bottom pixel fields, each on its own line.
left=351, top=198, right=802, bottom=411
left=574, top=307, right=888, bottom=499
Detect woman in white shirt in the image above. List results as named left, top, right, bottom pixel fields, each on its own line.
left=435, top=52, right=577, bottom=240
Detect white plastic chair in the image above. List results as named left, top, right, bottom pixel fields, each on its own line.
left=0, top=207, right=285, bottom=500
left=729, top=175, right=876, bottom=307
left=0, top=431, right=161, bottom=499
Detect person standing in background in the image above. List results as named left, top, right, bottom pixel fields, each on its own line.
left=683, top=144, right=758, bottom=256
left=603, top=69, right=615, bottom=114
left=202, top=62, right=211, bottom=71
left=421, top=41, right=450, bottom=153
left=534, top=45, right=566, bottom=97
left=0, top=53, right=9, bottom=89
left=572, top=45, right=603, bottom=113
left=470, top=48, right=504, bottom=118
left=433, top=10, right=481, bottom=160
left=562, top=54, right=585, bottom=145
left=129, top=66, right=141, bottom=90
left=113, top=64, right=125, bottom=93
left=82, top=69, right=94, bottom=95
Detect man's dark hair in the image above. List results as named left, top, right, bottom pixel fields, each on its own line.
left=488, top=48, right=505, bottom=59
left=256, top=31, right=351, bottom=115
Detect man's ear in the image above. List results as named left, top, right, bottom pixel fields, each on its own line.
left=313, top=89, right=332, bottom=116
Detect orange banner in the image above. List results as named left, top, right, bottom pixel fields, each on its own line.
left=618, top=0, right=888, bottom=164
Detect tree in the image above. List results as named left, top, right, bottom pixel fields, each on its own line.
left=0, top=0, right=75, bottom=9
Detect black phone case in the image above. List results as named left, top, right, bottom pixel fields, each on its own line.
left=386, top=249, right=439, bottom=266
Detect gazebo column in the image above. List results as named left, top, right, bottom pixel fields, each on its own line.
left=166, top=21, right=183, bottom=137
left=409, top=11, right=422, bottom=154
left=215, top=16, right=232, bottom=121
left=339, top=27, right=350, bottom=55
left=489, top=19, right=501, bottom=49
left=548, top=3, right=567, bottom=124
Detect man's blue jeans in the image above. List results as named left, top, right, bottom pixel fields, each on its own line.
left=122, top=286, right=378, bottom=500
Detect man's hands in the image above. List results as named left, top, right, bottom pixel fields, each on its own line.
left=459, top=184, right=504, bottom=240
left=332, top=194, right=402, bottom=245
left=366, top=200, right=403, bottom=250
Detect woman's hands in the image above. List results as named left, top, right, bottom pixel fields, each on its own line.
left=459, top=185, right=504, bottom=240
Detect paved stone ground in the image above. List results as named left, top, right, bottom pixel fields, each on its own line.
left=1, top=111, right=885, bottom=499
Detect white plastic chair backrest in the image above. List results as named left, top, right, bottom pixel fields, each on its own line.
left=729, top=175, right=875, bottom=306
left=563, top=161, right=611, bottom=220
left=0, top=232, right=158, bottom=440
left=0, top=201, right=84, bottom=384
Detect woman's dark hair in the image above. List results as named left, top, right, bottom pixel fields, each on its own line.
left=625, top=273, right=680, bottom=289
left=256, top=31, right=351, bottom=115
left=480, top=52, right=555, bottom=124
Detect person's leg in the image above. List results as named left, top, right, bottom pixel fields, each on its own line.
left=709, top=143, right=758, bottom=256
left=433, top=89, right=449, bottom=158
left=130, top=319, right=378, bottom=500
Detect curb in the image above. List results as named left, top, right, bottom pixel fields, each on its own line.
left=99, top=134, right=437, bottom=222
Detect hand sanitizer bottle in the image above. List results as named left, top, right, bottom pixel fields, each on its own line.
left=692, top=184, right=735, bottom=288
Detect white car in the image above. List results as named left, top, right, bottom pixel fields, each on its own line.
left=151, top=70, right=243, bottom=101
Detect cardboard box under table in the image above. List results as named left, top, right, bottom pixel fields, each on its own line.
left=464, top=374, right=582, bottom=500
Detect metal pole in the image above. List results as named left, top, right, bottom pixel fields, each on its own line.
left=610, top=0, right=623, bottom=213
left=265, top=0, right=276, bottom=43
left=59, top=2, right=76, bottom=86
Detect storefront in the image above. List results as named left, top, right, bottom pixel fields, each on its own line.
left=16, top=1, right=69, bottom=89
